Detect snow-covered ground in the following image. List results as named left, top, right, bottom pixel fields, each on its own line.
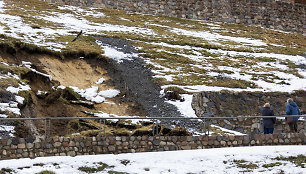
left=0, top=146, right=305, bottom=174
left=0, top=0, right=305, bottom=93
left=0, top=0, right=305, bottom=137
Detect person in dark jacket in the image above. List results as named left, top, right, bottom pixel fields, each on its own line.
left=285, top=98, right=301, bottom=133
left=261, top=103, right=275, bottom=134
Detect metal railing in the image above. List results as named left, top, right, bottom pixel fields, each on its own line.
left=0, top=115, right=305, bottom=139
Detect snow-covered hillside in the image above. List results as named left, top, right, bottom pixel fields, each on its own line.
left=0, top=0, right=305, bottom=93
left=0, top=0, right=305, bottom=137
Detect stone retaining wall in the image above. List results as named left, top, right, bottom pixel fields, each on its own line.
left=1, top=133, right=305, bottom=159
left=43, top=0, right=305, bottom=33
left=192, top=91, right=306, bottom=117
left=192, top=90, right=306, bottom=134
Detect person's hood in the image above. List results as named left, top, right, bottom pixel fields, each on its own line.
left=289, top=101, right=298, bottom=108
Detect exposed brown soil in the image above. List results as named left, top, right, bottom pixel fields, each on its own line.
left=0, top=46, right=146, bottom=138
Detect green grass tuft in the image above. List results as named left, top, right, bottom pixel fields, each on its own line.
left=273, top=155, right=306, bottom=168
left=37, top=170, right=56, bottom=174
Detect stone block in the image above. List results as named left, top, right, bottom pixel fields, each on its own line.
left=59, top=137, right=64, bottom=142
left=140, top=141, right=146, bottom=146
left=202, top=141, right=208, bottom=146
left=22, top=152, right=29, bottom=158
left=7, top=139, right=12, bottom=146
left=54, top=142, right=61, bottom=147
left=153, top=140, right=160, bottom=146
left=10, top=145, right=17, bottom=149
left=98, top=141, right=105, bottom=146
left=130, top=136, right=136, bottom=141
left=35, top=143, right=41, bottom=149
left=17, top=144, right=26, bottom=149
left=26, top=143, right=34, bottom=149
left=160, top=141, right=167, bottom=146
left=181, top=145, right=191, bottom=150
left=67, top=151, right=76, bottom=157
left=25, top=138, right=35, bottom=143
left=108, top=146, right=116, bottom=152
left=69, top=141, right=76, bottom=147
left=229, top=136, right=235, bottom=141
left=11, top=138, right=22, bottom=145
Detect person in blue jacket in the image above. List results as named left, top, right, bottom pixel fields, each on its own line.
left=261, top=103, right=275, bottom=134
left=285, top=98, right=301, bottom=133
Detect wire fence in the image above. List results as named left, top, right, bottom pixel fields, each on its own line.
left=0, top=115, right=305, bottom=139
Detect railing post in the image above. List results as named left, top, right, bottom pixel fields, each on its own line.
left=207, top=118, right=210, bottom=135
left=99, top=119, right=102, bottom=137
left=156, top=119, right=159, bottom=136
left=152, top=119, right=155, bottom=136
left=44, top=118, right=47, bottom=140
left=103, top=119, right=106, bottom=138
left=48, top=118, right=51, bottom=140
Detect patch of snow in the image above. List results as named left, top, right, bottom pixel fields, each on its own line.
left=94, top=111, right=143, bottom=125
left=6, top=85, right=31, bottom=94
left=162, top=85, right=263, bottom=93
left=0, top=125, right=15, bottom=137
left=0, top=102, right=20, bottom=115
left=98, top=89, right=120, bottom=98
left=21, top=61, right=52, bottom=81
left=208, top=49, right=306, bottom=65
left=0, top=146, right=305, bottom=174
left=96, top=42, right=137, bottom=63
left=15, top=96, right=24, bottom=104
left=0, top=114, right=7, bottom=118
left=166, top=94, right=196, bottom=118
left=82, top=86, right=105, bottom=103
left=70, top=86, right=120, bottom=104
left=153, top=74, right=174, bottom=81
left=95, top=77, right=105, bottom=84
left=211, top=125, right=245, bottom=136
left=36, top=90, right=48, bottom=96
left=171, top=28, right=267, bottom=46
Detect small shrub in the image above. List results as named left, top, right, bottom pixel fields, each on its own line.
left=0, top=168, right=14, bottom=174
left=262, top=162, right=282, bottom=168
left=208, top=79, right=257, bottom=89
left=233, top=160, right=258, bottom=169
left=120, top=160, right=130, bottom=166
left=273, top=155, right=306, bottom=168
left=164, top=86, right=188, bottom=94
left=78, top=166, right=99, bottom=173
left=108, top=171, right=130, bottom=174
left=33, top=163, right=45, bottom=167
left=38, top=170, right=56, bottom=174
left=78, top=162, right=113, bottom=173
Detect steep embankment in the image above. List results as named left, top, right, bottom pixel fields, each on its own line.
left=0, top=44, right=150, bottom=138
left=0, top=0, right=305, bottom=137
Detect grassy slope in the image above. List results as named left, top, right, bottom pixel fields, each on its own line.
left=1, top=0, right=305, bottom=90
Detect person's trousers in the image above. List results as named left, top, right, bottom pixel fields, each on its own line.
left=264, top=128, right=274, bottom=134
left=288, top=122, right=298, bottom=132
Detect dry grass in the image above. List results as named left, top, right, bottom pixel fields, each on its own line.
left=1, top=0, right=305, bottom=89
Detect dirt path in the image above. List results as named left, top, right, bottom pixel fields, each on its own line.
left=94, top=36, right=203, bottom=131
